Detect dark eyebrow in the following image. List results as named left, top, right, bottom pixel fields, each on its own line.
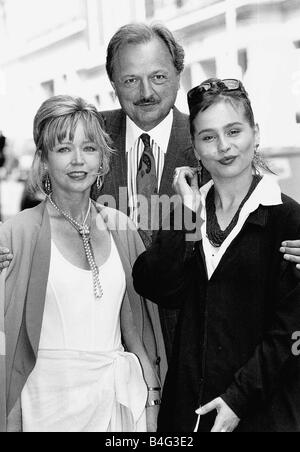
left=120, top=74, right=137, bottom=80
left=198, top=122, right=243, bottom=135
left=152, top=70, right=168, bottom=74
left=225, top=122, right=244, bottom=128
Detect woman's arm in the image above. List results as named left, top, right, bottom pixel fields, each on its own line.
left=133, top=166, right=203, bottom=309
left=121, top=296, right=161, bottom=432
left=197, top=260, right=300, bottom=432
left=133, top=205, right=198, bottom=310
left=221, top=271, right=300, bottom=416
left=0, top=248, right=13, bottom=272
left=221, top=204, right=300, bottom=418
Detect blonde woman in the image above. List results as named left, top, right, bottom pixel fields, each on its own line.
left=0, top=95, right=166, bottom=432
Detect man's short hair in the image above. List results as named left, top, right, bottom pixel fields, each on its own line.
left=106, top=22, right=185, bottom=82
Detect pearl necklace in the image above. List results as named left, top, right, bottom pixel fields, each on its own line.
left=47, top=194, right=103, bottom=300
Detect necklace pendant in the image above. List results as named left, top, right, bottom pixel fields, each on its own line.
left=79, top=225, right=90, bottom=236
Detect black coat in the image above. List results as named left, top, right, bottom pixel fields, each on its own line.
left=133, top=195, right=300, bottom=432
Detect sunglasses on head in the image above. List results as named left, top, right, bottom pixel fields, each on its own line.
left=187, top=79, right=247, bottom=109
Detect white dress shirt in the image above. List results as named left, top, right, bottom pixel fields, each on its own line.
left=126, top=110, right=173, bottom=226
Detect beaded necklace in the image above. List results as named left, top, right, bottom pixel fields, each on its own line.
left=47, top=194, right=103, bottom=300
left=206, top=175, right=262, bottom=248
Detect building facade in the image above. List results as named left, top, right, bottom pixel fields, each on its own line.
left=0, top=0, right=300, bottom=198
left=0, top=0, right=145, bottom=151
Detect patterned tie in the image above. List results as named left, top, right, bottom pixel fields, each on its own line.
left=136, top=133, right=158, bottom=248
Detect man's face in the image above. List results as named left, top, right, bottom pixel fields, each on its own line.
left=111, top=38, right=180, bottom=131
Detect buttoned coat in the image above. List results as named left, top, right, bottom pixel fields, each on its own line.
left=133, top=195, right=300, bottom=432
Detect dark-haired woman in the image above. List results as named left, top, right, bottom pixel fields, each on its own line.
left=133, top=79, right=300, bottom=432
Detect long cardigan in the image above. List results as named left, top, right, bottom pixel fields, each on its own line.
left=133, top=194, right=300, bottom=432
left=0, top=201, right=167, bottom=432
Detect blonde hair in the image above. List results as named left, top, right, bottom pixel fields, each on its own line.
left=29, top=95, right=114, bottom=199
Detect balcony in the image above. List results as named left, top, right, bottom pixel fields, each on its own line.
left=146, top=0, right=223, bottom=19
left=146, top=0, right=293, bottom=22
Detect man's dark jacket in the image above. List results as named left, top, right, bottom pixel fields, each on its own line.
left=99, top=107, right=197, bottom=360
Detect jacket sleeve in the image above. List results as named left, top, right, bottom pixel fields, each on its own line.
left=221, top=206, right=300, bottom=419
left=133, top=205, right=201, bottom=309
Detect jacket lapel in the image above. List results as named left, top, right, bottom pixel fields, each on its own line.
left=25, top=203, right=51, bottom=358
left=159, top=107, right=195, bottom=198
left=6, top=202, right=51, bottom=416
left=102, top=110, right=128, bottom=213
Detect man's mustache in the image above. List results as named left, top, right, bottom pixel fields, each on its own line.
left=134, top=97, right=159, bottom=106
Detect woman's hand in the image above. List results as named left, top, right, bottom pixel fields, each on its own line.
left=172, top=166, right=201, bottom=212
left=146, top=405, right=159, bottom=432
left=0, top=247, right=13, bottom=272
left=196, top=397, right=240, bottom=432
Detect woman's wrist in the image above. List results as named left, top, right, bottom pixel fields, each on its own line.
left=146, top=386, right=161, bottom=408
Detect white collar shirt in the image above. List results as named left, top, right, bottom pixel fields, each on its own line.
left=125, top=110, right=173, bottom=226
left=199, top=175, right=283, bottom=280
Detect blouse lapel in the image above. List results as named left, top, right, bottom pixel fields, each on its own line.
left=25, top=203, right=51, bottom=358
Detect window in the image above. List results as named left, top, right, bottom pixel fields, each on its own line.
left=200, top=58, right=217, bottom=79
left=145, top=0, right=155, bottom=18
left=146, top=0, right=222, bottom=20
left=94, top=94, right=101, bottom=108
left=146, top=0, right=182, bottom=18
left=41, top=80, right=54, bottom=98
left=6, top=0, right=85, bottom=42
left=238, top=49, right=248, bottom=76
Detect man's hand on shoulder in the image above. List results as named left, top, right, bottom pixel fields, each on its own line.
left=280, top=240, right=300, bottom=273
left=0, top=247, right=13, bottom=272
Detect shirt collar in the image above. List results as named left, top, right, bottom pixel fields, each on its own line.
left=126, top=109, right=174, bottom=154
left=199, top=174, right=283, bottom=222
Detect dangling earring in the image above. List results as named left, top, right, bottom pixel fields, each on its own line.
left=96, top=166, right=103, bottom=190
left=253, top=144, right=262, bottom=175
left=43, top=173, right=52, bottom=195
left=197, top=160, right=203, bottom=184
left=96, top=175, right=103, bottom=190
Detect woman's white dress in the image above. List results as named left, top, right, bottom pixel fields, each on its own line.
left=21, top=237, right=147, bottom=432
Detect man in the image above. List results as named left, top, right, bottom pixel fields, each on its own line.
left=99, top=23, right=198, bottom=359
left=100, top=23, right=198, bottom=218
